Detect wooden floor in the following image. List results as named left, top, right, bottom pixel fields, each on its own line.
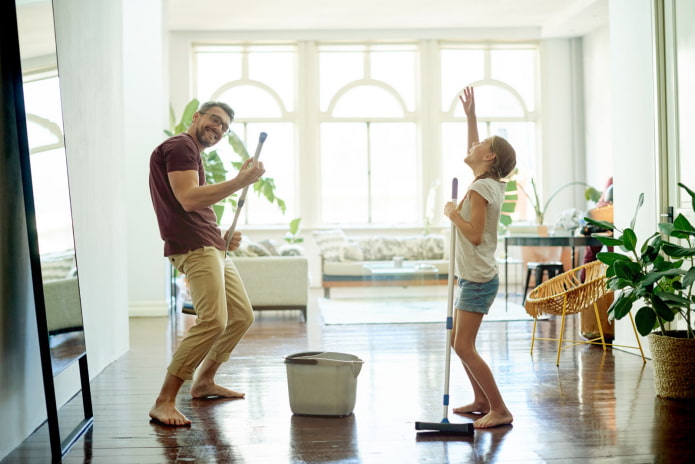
left=4, top=290, right=695, bottom=463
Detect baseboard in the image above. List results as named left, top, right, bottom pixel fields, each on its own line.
left=129, top=300, right=169, bottom=318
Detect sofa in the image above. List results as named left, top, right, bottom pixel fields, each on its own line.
left=313, top=230, right=449, bottom=298
left=40, top=251, right=83, bottom=334
left=177, top=238, right=309, bottom=320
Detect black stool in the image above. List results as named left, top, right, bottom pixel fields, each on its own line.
left=522, top=261, right=564, bottom=304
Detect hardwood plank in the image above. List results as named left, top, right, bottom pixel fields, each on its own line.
left=3, top=290, right=694, bottom=463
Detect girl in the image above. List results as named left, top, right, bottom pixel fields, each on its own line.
left=444, top=86, right=516, bottom=429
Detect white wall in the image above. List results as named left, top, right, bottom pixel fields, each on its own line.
left=609, top=0, right=659, bottom=356
left=583, top=24, right=614, bottom=191
left=122, top=0, right=170, bottom=317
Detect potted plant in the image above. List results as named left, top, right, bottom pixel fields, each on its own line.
left=519, top=178, right=601, bottom=225
left=166, top=99, right=286, bottom=224
left=585, top=182, right=695, bottom=399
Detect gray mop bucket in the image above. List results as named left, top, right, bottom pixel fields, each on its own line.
left=285, top=351, right=364, bottom=416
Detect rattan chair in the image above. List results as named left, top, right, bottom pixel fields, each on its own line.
left=524, top=260, right=646, bottom=366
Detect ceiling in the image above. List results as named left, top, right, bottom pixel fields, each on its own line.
left=167, top=0, right=608, bottom=38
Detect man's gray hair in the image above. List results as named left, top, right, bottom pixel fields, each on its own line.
left=199, top=101, right=234, bottom=122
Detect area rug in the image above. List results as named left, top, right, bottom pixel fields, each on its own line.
left=318, top=296, right=542, bottom=325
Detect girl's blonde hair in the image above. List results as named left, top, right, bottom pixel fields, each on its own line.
left=478, top=135, right=517, bottom=181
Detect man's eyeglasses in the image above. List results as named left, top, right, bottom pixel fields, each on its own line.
left=200, top=112, right=231, bottom=135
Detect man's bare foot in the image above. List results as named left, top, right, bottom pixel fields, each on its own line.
left=453, top=402, right=490, bottom=415
left=149, top=402, right=191, bottom=427
left=473, top=410, right=513, bottom=429
left=190, top=382, right=245, bottom=399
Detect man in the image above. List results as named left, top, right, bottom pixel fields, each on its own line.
left=148, top=101, right=265, bottom=426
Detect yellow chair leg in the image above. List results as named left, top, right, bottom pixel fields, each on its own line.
left=556, top=297, right=568, bottom=366
left=530, top=318, right=538, bottom=355
left=628, top=312, right=647, bottom=363
left=593, top=301, right=607, bottom=351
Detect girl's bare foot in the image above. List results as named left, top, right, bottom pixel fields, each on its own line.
left=190, top=382, right=245, bottom=399
left=149, top=402, right=191, bottom=426
left=453, top=402, right=490, bottom=415
left=473, top=410, right=513, bottom=429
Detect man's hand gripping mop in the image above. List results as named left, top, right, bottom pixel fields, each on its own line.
left=415, top=178, right=474, bottom=435
left=181, top=132, right=267, bottom=315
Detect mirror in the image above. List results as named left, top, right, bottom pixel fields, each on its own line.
left=14, top=0, right=93, bottom=458
left=16, top=0, right=86, bottom=374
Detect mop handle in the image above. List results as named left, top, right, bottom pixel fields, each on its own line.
left=224, top=132, right=267, bottom=252
left=442, top=177, right=458, bottom=422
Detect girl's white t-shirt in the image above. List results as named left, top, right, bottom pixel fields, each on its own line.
left=454, top=178, right=506, bottom=283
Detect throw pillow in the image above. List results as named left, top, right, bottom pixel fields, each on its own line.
left=278, top=244, right=305, bottom=256
left=259, top=239, right=280, bottom=256
left=313, top=229, right=347, bottom=261
left=340, top=241, right=364, bottom=261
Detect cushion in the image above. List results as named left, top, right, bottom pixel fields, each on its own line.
left=340, top=241, right=364, bottom=261
left=313, top=229, right=348, bottom=261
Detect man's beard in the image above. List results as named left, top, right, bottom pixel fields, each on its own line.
left=196, top=126, right=220, bottom=148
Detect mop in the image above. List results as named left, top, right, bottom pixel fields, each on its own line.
left=181, top=132, right=267, bottom=315
left=224, top=131, right=268, bottom=252
left=415, top=177, right=474, bottom=435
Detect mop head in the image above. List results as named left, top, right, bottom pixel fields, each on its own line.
left=415, top=421, right=474, bottom=434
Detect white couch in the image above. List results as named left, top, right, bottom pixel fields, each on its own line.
left=232, top=256, right=308, bottom=320
left=313, top=230, right=449, bottom=298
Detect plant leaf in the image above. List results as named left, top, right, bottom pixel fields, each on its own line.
left=608, top=292, right=636, bottom=320
left=634, top=306, right=657, bottom=336
left=621, top=228, right=637, bottom=252
left=651, top=293, right=675, bottom=322
left=596, top=251, right=632, bottom=266
left=585, top=217, right=615, bottom=230
left=679, top=182, right=695, bottom=211
left=662, top=242, right=695, bottom=258
left=629, top=193, right=645, bottom=230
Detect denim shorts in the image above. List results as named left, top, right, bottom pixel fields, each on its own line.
left=455, top=275, right=499, bottom=315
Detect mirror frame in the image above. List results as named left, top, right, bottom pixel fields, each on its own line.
left=7, top=0, right=93, bottom=458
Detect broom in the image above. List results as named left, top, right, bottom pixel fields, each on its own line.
left=415, top=177, right=474, bottom=435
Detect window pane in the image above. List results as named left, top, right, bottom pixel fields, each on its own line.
left=452, top=85, right=525, bottom=118
left=370, top=123, right=418, bottom=224
left=333, top=86, right=404, bottom=118
left=319, top=49, right=364, bottom=111
left=441, top=49, right=484, bottom=111
left=320, top=123, right=368, bottom=223
left=215, top=122, right=295, bottom=226
left=441, top=122, right=475, bottom=206
left=491, top=49, right=536, bottom=112
left=196, top=50, right=243, bottom=99
left=218, top=85, right=282, bottom=118
left=371, top=48, right=416, bottom=111
left=248, top=48, right=295, bottom=111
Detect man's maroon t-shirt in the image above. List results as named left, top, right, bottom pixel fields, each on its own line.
left=149, top=133, right=225, bottom=256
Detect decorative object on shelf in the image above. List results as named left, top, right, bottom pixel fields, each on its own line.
left=553, top=208, right=583, bottom=236
left=586, top=182, right=695, bottom=399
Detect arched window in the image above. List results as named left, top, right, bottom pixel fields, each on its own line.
left=319, top=44, right=418, bottom=225
left=194, top=44, right=297, bottom=226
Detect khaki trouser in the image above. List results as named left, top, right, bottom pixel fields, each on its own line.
left=168, top=246, right=254, bottom=380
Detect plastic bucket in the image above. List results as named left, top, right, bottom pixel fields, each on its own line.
left=285, top=351, right=364, bottom=416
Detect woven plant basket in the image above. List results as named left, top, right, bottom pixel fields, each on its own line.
left=648, top=331, right=695, bottom=399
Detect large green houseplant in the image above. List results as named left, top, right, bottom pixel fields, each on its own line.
left=165, top=99, right=286, bottom=223
left=585, top=182, right=695, bottom=399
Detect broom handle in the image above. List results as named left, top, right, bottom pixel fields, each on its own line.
left=224, top=132, right=267, bottom=252
left=442, top=177, right=458, bottom=422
